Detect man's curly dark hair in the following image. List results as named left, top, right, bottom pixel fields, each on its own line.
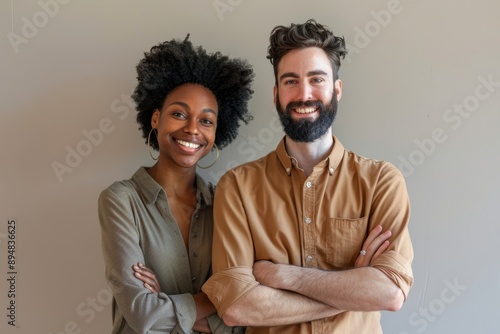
left=133, top=35, right=254, bottom=150
left=267, top=19, right=348, bottom=84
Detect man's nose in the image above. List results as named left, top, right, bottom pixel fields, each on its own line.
left=297, top=82, right=313, bottom=101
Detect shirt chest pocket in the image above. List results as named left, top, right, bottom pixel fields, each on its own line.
left=324, top=217, right=368, bottom=268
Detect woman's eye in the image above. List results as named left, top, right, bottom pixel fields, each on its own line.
left=172, top=112, right=186, bottom=118
left=200, top=119, right=214, bottom=125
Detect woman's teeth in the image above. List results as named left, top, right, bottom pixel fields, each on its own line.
left=177, top=140, right=200, bottom=149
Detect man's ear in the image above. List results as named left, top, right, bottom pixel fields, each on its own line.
left=273, top=85, right=278, bottom=106
left=335, top=79, right=342, bottom=101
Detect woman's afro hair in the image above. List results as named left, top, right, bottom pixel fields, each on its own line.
left=132, top=35, right=254, bottom=150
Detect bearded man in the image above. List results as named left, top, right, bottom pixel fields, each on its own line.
left=202, top=19, right=414, bottom=334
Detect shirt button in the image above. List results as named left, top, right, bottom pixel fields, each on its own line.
left=192, top=276, right=197, bottom=281
left=305, top=217, right=311, bottom=224
left=306, top=255, right=313, bottom=262
left=306, top=181, right=312, bottom=188
left=329, top=167, right=334, bottom=174
left=195, top=214, right=199, bottom=219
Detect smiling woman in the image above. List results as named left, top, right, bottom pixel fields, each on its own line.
left=97, top=35, right=254, bottom=334
left=151, top=84, right=218, bottom=170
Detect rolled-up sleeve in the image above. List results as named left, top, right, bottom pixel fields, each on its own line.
left=202, top=171, right=260, bottom=316
left=203, top=267, right=258, bottom=317
left=369, top=164, right=414, bottom=299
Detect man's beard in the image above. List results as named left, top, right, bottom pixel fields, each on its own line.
left=276, top=92, right=338, bottom=143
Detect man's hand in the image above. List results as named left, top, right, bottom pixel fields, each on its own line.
left=253, top=260, right=279, bottom=289
left=253, top=225, right=391, bottom=287
left=355, top=225, right=391, bottom=267
left=251, top=225, right=401, bottom=312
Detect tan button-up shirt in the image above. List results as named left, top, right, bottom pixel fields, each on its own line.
left=203, top=136, right=413, bottom=334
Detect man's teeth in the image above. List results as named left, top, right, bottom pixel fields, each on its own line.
left=177, top=140, right=200, bottom=149
left=295, top=107, right=316, bottom=114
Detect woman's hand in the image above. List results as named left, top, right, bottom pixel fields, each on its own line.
left=133, top=265, right=215, bottom=332
left=132, top=263, right=161, bottom=293
left=192, top=292, right=217, bottom=332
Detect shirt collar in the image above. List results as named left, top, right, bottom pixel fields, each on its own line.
left=131, top=167, right=213, bottom=206
left=276, top=135, right=345, bottom=176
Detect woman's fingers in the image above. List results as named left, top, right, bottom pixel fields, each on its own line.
left=132, top=263, right=161, bottom=293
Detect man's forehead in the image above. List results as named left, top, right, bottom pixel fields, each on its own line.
left=277, top=47, right=333, bottom=76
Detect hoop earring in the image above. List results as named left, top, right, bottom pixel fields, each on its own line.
left=197, top=144, right=219, bottom=169
left=147, top=128, right=159, bottom=161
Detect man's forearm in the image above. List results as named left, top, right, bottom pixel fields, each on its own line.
left=222, top=284, right=343, bottom=327
left=266, top=264, right=404, bottom=312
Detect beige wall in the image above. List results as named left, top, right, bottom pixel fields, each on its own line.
left=1, top=1, right=499, bottom=333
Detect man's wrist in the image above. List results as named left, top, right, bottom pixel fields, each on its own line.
left=274, top=263, right=295, bottom=290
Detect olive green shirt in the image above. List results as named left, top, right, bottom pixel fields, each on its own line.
left=98, top=167, right=230, bottom=334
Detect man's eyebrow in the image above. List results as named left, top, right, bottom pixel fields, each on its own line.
left=307, top=70, right=329, bottom=77
left=279, top=72, right=299, bottom=81
left=279, top=70, right=329, bottom=82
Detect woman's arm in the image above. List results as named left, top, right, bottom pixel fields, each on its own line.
left=99, top=186, right=199, bottom=333
left=133, top=263, right=217, bottom=333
